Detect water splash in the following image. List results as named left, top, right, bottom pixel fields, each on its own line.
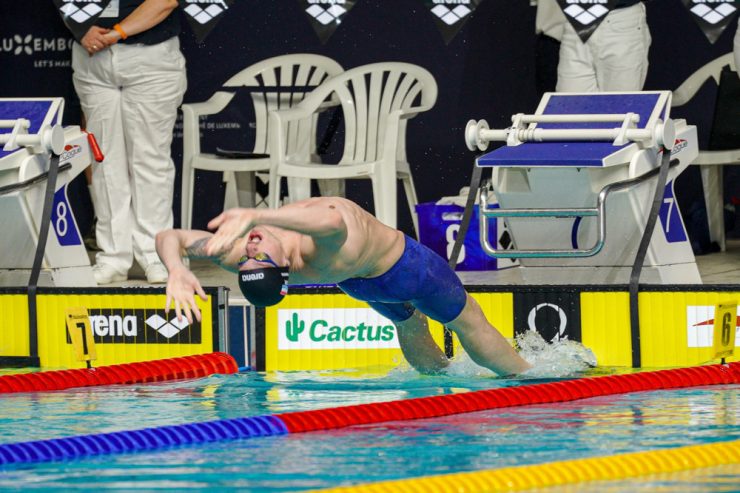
left=517, top=330, right=597, bottom=378
left=445, top=331, right=597, bottom=379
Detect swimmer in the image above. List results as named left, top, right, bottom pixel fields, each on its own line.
left=155, top=197, right=531, bottom=376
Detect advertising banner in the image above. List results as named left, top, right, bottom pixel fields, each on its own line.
left=423, top=0, right=481, bottom=44
left=181, top=0, right=235, bottom=43
left=682, top=0, right=738, bottom=44
left=298, top=0, right=357, bottom=44
left=53, top=0, right=112, bottom=42
left=556, top=0, right=618, bottom=42
left=513, top=289, right=582, bottom=343
left=0, top=288, right=223, bottom=369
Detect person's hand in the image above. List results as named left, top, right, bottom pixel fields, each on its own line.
left=80, top=26, right=112, bottom=56
left=206, top=208, right=257, bottom=256
left=165, top=266, right=208, bottom=323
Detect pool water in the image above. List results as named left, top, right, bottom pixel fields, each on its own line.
left=0, top=363, right=738, bottom=492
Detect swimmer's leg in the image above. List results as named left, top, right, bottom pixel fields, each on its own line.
left=395, top=310, right=449, bottom=374
left=445, top=294, right=532, bottom=376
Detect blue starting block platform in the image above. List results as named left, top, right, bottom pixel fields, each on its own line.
left=461, top=91, right=700, bottom=285
left=0, top=98, right=99, bottom=287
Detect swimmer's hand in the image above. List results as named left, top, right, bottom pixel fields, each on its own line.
left=165, top=266, right=208, bottom=323
left=205, top=208, right=257, bottom=256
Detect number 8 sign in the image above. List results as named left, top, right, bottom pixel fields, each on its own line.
left=52, top=187, right=82, bottom=246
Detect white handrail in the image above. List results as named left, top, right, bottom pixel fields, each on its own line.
left=465, top=116, right=675, bottom=152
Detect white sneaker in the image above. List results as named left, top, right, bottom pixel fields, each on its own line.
left=93, top=264, right=127, bottom=285
left=145, top=262, right=168, bottom=284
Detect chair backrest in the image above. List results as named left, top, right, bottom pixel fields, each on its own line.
left=223, top=54, right=344, bottom=155
left=672, top=52, right=735, bottom=107
left=297, top=62, right=438, bottom=164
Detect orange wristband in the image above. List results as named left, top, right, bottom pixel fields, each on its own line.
left=113, top=23, right=128, bottom=40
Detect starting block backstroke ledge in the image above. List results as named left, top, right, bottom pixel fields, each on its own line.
left=0, top=98, right=101, bottom=287
left=461, top=91, right=701, bottom=285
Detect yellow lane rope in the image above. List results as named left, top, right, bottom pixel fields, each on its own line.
left=312, top=439, right=740, bottom=492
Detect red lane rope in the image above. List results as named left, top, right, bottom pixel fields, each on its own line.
left=0, top=352, right=238, bottom=393
left=279, top=363, right=740, bottom=433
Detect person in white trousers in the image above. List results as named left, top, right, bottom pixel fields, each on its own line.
left=71, top=0, right=186, bottom=284
left=556, top=1, right=651, bottom=92
left=735, top=22, right=740, bottom=76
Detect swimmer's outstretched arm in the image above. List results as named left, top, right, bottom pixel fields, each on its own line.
left=155, top=229, right=217, bottom=323
left=205, top=204, right=347, bottom=255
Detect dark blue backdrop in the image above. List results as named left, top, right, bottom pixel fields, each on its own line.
left=0, top=0, right=736, bottom=237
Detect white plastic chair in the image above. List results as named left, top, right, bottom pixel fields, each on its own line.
left=672, top=52, right=739, bottom=251
left=267, top=62, right=438, bottom=234
left=180, top=54, right=344, bottom=229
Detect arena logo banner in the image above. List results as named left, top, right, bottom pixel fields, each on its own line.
left=682, top=0, right=739, bottom=44
left=181, top=0, right=235, bottom=43
left=423, top=0, right=481, bottom=45
left=556, top=0, right=618, bottom=43
left=65, top=309, right=202, bottom=344
left=513, top=290, right=582, bottom=343
left=53, top=0, right=112, bottom=42
left=299, top=0, right=357, bottom=44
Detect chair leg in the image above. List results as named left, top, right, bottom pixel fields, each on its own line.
left=181, top=161, right=194, bottom=230
left=700, top=164, right=726, bottom=251
left=287, top=177, right=312, bottom=203
left=223, top=171, right=238, bottom=210
left=401, top=174, right=419, bottom=239
left=268, top=168, right=281, bottom=209
left=371, top=166, right=398, bottom=229
left=318, top=178, right=345, bottom=198
left=234, top=171, right=256, bottom=208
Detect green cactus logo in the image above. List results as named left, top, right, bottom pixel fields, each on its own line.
left=285, top=312, right=305, bottom=342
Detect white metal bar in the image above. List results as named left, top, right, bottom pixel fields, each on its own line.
left=0, top=134, right=42, bottom=146
left=514, top=113, right=640, bottom=124
left=0, top=119, right=29, bottom=129
left=479, top=127, right=653, bottom=143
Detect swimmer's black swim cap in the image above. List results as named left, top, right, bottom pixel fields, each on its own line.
left=238, top=267, right=290, bottom=307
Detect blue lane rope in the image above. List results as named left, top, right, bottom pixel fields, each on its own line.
left=3, top=362, right=736, bottom=467
left=0, top=415, right=287, bottom=465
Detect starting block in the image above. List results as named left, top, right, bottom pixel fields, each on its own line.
left=463, top=91, right=701, bottom=284
left=0, top=98, right=100, bottom=287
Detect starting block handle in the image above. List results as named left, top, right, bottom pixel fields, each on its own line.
left=477, top=159, right=680, bottom=259
left=0, top=119, right=30, bottom=129
left=477, top=187, right=605, bottom=259
left=465, top=115, right=675, bottom=151
left=512, top=113, right=640, bottom=124
left=0, top=119, right=65, bottom=155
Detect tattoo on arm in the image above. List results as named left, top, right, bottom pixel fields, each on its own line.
left=184, top=237, right=237, bottom=272
left=184, top=238, right=211, bottom=259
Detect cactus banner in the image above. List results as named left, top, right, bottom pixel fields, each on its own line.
left=423, top=0, right=482, bottom=44
left=277, top=309, right=399, bottom=350
left=681, top=0, right=739, bottom=44
left=556, top=0, right=619, bottom=43
left=298, top=0, right=357, bottom=44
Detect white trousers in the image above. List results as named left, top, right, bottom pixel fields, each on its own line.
left=734, top=23, right=740, bottom=76
left=557, top=3, right=651, bottom=92
left=72, top=37, right=186, bottom=273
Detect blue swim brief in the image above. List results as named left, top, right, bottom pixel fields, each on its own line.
left=337, top=235, right=467, bottom=324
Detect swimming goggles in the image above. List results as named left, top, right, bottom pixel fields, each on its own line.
left=238, top=252, right=280, bottom=268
